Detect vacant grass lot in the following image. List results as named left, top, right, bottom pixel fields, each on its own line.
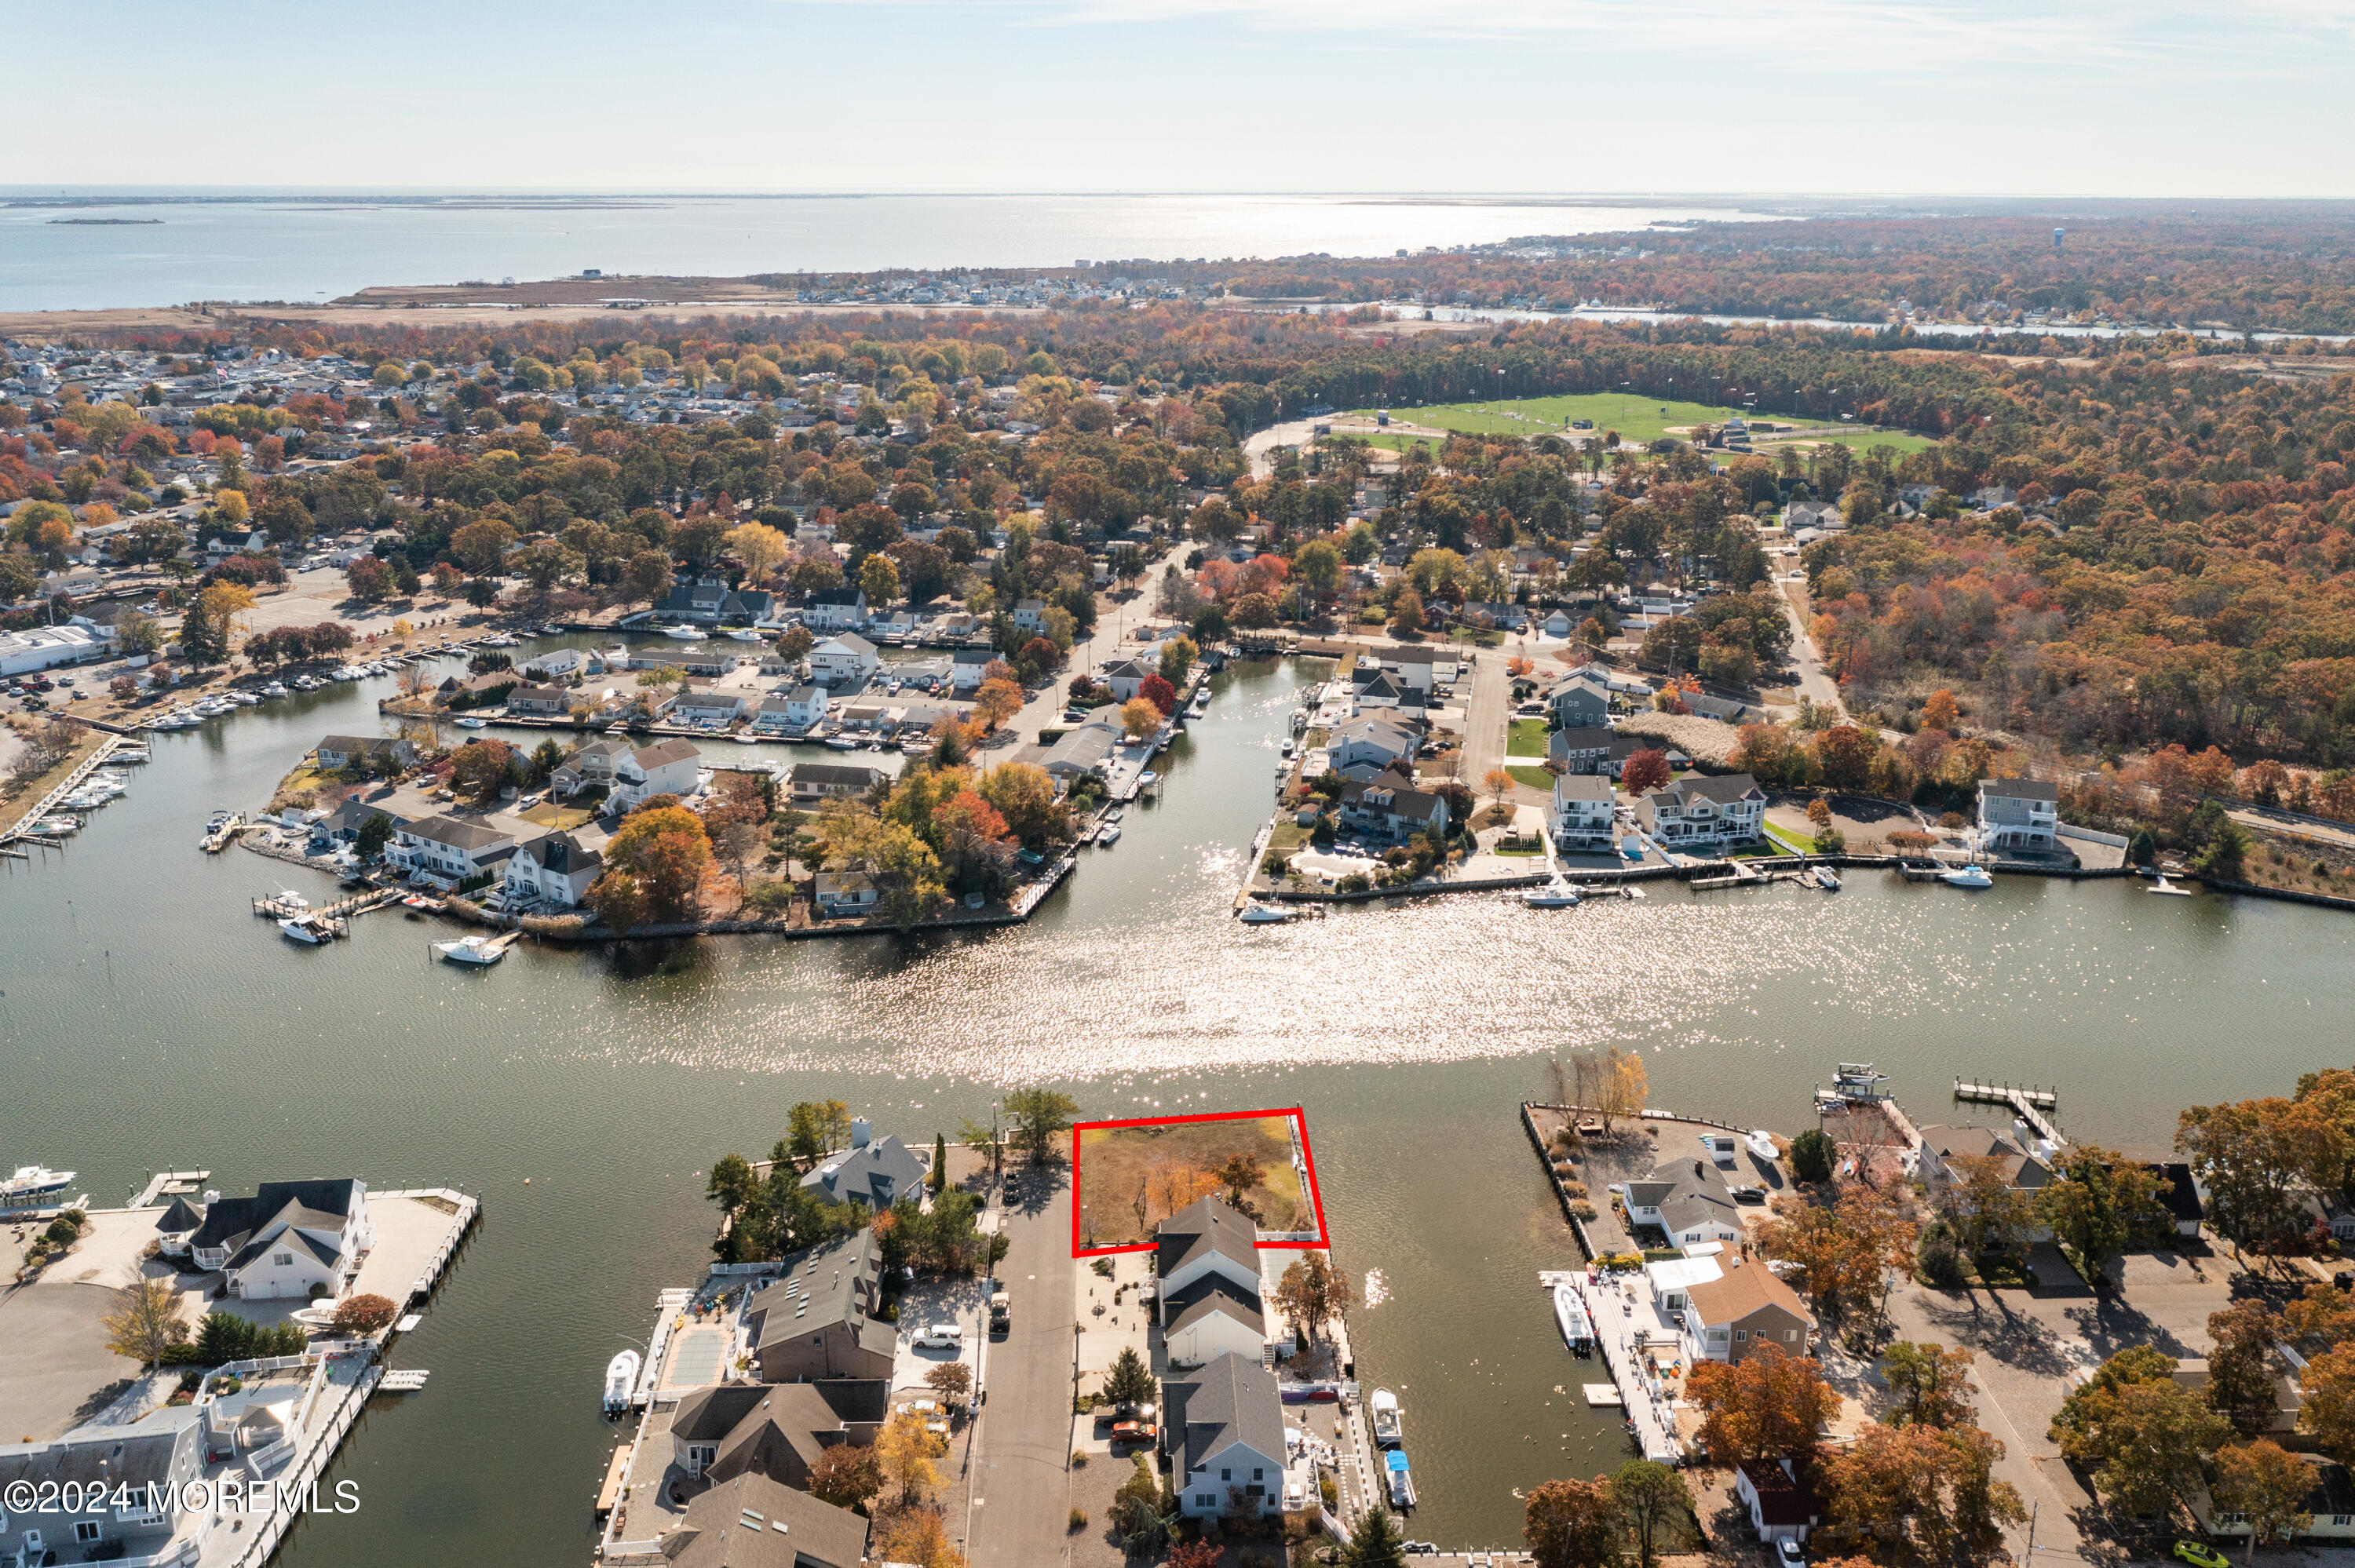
left=1076, top=1114, right=1307, bottom=1249
left=1345, top=393, right=1940, bottom=454
left=1507, top=718, right=1550, bottom=757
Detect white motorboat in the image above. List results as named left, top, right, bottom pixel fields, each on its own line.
left=1370, top=1388, right=1404, bottom=1448
left=2, top=1165, right=76, bottom=1204
left=1520, top=877, right=1580, bottom=908
left=1384, top=1448, right=1417, bottom=1510
left=275, top=890, right=311, bottom=911
left=455, top=717, right=487, bottom=729
left=264, top=682, right=289, bottom=698
left=823, top=735, right=859, bottom=751
left=1553, top=1282, right=1595, bottom=1355
left=293, top=675, right=319, bottom=691
left=232, top=690, right=262, bottom=706
left=1747, top=1129, right=1780, bottom=1163
left=732, top=733, right=759, bottom=745
left=1810, top=866, right=1842, bottom=890
left=663, top=624, right=709, bottom=641
left=1940, top=862, right=1995, bottom=889
left=279, top=915, right=331, bottom=944
left=1239, top=902, right=1295, bottom=924
left=2149, top=873, right=2194, bottom=896
left=433, top=934, right=507, bottom=966
left=1097, top=824, right=1122, bottom=845
left=603, top=1349, right=641, bottom=1415
left=725, top=628, right=762, bottom=642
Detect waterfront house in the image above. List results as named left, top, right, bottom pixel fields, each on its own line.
left=551, top=737, right=632, bottom=797
left=188, top=1178, right=372, bottom=1300
left=655, top=572, right=776, bottom=628
left=672, top=690, right=747, bottom=727
left=1012, top=596, right=1046, bottom=634
left=2193, top=1453, right=2355, bottom=1544
left=1041, top=713, right=1127, bottom=782
left=1168, top=1352, right=1287, bottom=1521
left=315, top=734, right=416, bottom=772
left=1336, top=766, right=1449, bottom=844
left=1623, top=1158, right=1743, bottom=1255
left=783, top=684, right=829, bottom=729
left=2149, top=1161, right=2204, bottom=1237
left=800, top=588, right=867, bottom=632
left=669, top=1380, right=888, bottom=1489
left=1350, top=667, right=1411, bottom=711
left=799, top=1124, right=927, bottom=1209
left=1100, top=658, right=1152, bottom=702
left=611, top=738, right=703, bottom=810
left=502, top=683, right=573, bottom=717
left=1735, top=1457, right=1824, bottom=1547
left=809, top=634, right=879, bottom=687
left=746, top=1230, right=897, bottom=1383
left=519, top=647, right=587, bottom=681
left=1551, top=773, right=1616, bottom=851
left=1375, top=644, right=1444, bottom=696
left=1646, top=1252, right=1813, bottom=1363
left=949, top=647, right=996, bottom=692
left=0, top=1411, right=206, bottom=1568
left=659, top=1471, right=870, bottom=1568
left=1325, top=715, right=1422, bottom=777
left=391, top=815, right=517, bottom=885
left=814, top=871, right=878, bottom=917
left=1634, top=772, right=1765, bottom=849
left=1976, top=777, right=2059, bottom=855
left=790, top=762, right=885, bottom=805
left=1547, top=673, right=1612, bottom=727
left=1913, top=1124, right=2055, bottom=1208
left=1156, top=1197, right=1269, bottom=1368
left=503, top=830, right=604, bottom=909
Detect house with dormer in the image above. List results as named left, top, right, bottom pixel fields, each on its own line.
left=186, top=1178, right=372, bottom=1300
left=1337, top=766, right=1450, bottom=844
left=1156, top=1196, right=1269, bottom=1367
left=1633, top=772, right=1765, bottom=849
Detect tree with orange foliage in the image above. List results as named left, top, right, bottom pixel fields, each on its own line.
left=1688, top=1343, right=1841, bottom=1468
left=597, top=804, right=712, bottom=921
left=2240, top=758, right=2290, bottom=807
left=1812, top=724, right=1878, bottom=791
left=972, top=678, right=1023, bottom=730
left=1921, top=688, right=1958, bottom=731
left=1620, top=748, right=1671, bottom=796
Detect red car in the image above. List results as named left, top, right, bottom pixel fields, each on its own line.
left=1108, top=1420, right=1158, bottom=1445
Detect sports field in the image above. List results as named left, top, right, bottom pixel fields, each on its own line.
left=1345, top=392, right=1938, bottom=454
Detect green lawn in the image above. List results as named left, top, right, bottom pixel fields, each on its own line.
left=1764, top=427, right=1941, bottom=457
left=1506, top=764, right=1556, bottom=791
left=1345, top=392, right=1940, bottom=454
left=1507, top=718, right=1551, bottom=757
left=1761, top=820, right=1814, bottom=856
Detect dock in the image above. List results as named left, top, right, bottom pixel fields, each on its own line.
left=1689, top=862, right=1798, bottom=891
left=129, top=1169, right=212, bottom=1209
left=202, top=813, right=246, bottom=853
left=0, top=731, right=128, bottom=851
left=594, top=1445, right=632, bottom=1521
left=378, top=1369, right=430, bottom=1392
left=1955, top=1078, right=2065, bottom=1146
left=1549, top=1270, right=1685, bottom=1466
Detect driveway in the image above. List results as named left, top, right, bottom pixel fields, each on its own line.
left=966, top=1161, right=1079, bottom=1568
left=1775, top=575, right=1846, bottom=719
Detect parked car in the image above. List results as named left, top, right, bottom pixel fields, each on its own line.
left=2172, top=1545, right=2228, bottom=1568
left=1776, top=1544, right=1807, bottom=1566
left=1108, top=1420, right=1156, bottom=1445
left=912, top=1324, right=963, bottom=1350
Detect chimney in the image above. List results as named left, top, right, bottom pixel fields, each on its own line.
left=850, top=1119, right=871, bottom=1149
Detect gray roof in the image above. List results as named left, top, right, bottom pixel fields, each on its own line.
left=661, top=1471, right=869, bottom=1568
left=522, top=831, right=602, bottom=877
left=189, top=1180, right=360, bottom=1254
left=630, top=738, right=702, bottom=769
left=156, top=1194, right=206, bottom=1235
left=747, top=1229, right=893, bottom=1359
left=1981, top=777, right=2059, bottom=801
left=792, top=762, right=886, bottom=789
left=670, top=1380, right=888, bottom=1487
left=1170, top=1351, right=1286, bottom=1479
left=1670, top=772, right=1763, bottom=806
left=1554, top=773, right=1612, bottom=802
left=817, top=633, right=876, bottom=656
left=1166, top=1275, right=1265, bottom=1339
left=319, top=733, right=403, bottom=755
left=799, top=1135, right=927, bottom=1209
left=1626, top=1158, right=1736, bottom=1234
left=406, top=815, right=514, bottom=851
left=0, top=1409, right=198, bottom=1495
left=1156, top=1196, right=1260, bottom=1280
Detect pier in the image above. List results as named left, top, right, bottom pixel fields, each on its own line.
left=128, top=1169, right=212, bottom=1209
left=0, top=731, right=128, bottom=851
left=1545, top=1269, right=1685, bottom=1465
left=1955, top=1078, right=2066, bottom=1146
left=202, top=812, right=247, bottom=852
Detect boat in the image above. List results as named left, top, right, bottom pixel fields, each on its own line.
left=1829, top=1063, right=1890, bottom=1102
left=274, top=890, right=311, bottom=912
left=264, top=682, right=288, bottom=698
left=1097, top=824, right=1121, bottom=845
left=1290, top=708, right=1309, bottom=732
left=732, top=733, right=760, bottom=745
left=662, top=624, right=709, bottom=641
left=1520, top=877, right=1581, bottom=909
left=1384, top=1448, right=1417, bottom=1510
left=1, top=1165, right=76, bottom=1205
left=824, top=735, right=859, bottom=751
left=725, top=628, right=762, bottom=642
left=1138, top=771, right=1158, bottom=786
left=1239, top=902, right=1295, bottom=924
left=1747, top=1129, right=1780, bottom=1163
left=1620, top=841, right=1644, bottom=861
left=1553, top=1282, right=1595, bottom=1356
left=433, top=934, right=508, bottom=966
left=455, top=717, right=487, bottom=730
left=1370, top=1388, right=1404, bottom=1448
left=1280, top=738, right=1297, bottom=759
left=279, top=915, right=332, bottom=944
left=603, top=1350, right=641, bottom=1415
left=292, top=675, right=319, bottom=691
left=1940, top=862, right=1995, bottom=889
left=2148, top=872, right=2194, bottom=896
left=232, top=690, right=262, bottom=706
left=1810, top=866, right=1842, bottom=891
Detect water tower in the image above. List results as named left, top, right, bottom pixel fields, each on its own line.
left=2053, top=228, right=2065, bottom=250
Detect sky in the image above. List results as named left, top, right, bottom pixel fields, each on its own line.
left=13, top=0, right=2355, bottom=196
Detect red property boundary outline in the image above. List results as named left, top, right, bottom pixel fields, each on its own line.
left=1069, top=1106, right=1331, bottom=1258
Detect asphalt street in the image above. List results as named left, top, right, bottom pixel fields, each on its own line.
left=967, top=1161, right=1079, bottom=1568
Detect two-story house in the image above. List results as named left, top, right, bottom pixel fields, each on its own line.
left=503, top=830, right=604, bottom=908
left=1551, top=773, right=1616, bottom=852
left=391, top=815, right=517, bottom=885
left=186, top=1178, right=372, bottom=1300
left=1634, top=773, right=1765, bottom=849
left=1156, top=1197, right=1269, bottom=1368
left=610, top=739, right=702, bottom=811
left=1337, top=767, right=1450, bottom=844
left=809, top=634, right=879, bottom=687
left=745, top=1229, right=897, bottom=1383
left=800, top=1124, right=928, bottom=1209
left=1099, top=658, right=1152, bottom=702
left=1169, top=1352, right=1287, bottom=1521
left=655, top=573, right=777, bottom=628
left=1548, top=673, right=1611, bottom=728
left=800, top=588, right=867, bottom=632
left=667, top=1380, right=888, bottom=1490
left=550, top=738, right=632, bottom=798
left=1012, top=596, right=1046, bottom=634
left=1977, top=777, right=2059, bottom=855
left=1325, top=716, right=1422, bottom=779
left=0, top=1413, right=206, bottom=1568
left=314, top=735, right=417, bottom=773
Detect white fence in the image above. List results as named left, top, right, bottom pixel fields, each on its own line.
left=2059, top=822, right=2129, bottom=848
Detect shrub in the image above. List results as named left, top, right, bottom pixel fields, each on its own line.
left=1918, top=1223, right=1967, bottom=1288
left=1336, top=872, right=1371, bottom=894
left=331, top=1294, right=400, bottom=1336
left=1788, top=1128, right=1836, bottom=1183
left=1068, top=1507, right=1087, bottom=1531
left=1072, top=1450, right=1090, bottom=1468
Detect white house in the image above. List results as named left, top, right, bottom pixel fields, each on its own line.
left=1169, top=1352, right=1287, bottom=1521
left=520, top=647, right=588, bottom=681
left=0, top=1415, right=207, bottom=1568
left=809, top=634, right=880, bottom=687
left=390, top=815, right=517, bottom=885
left=1156, top=1197, right=1269, bottom=1368
left=1552, top=773, right=1616, bottom=851
left=791, top=762, right=887, bottom=805
left=1735, top=1457, right=1824, bottom=1548
left=1977, top=777, right=2059, bottom=855
left=671, top=690, right=747, bottom=726
left=1099, top=658, right=1152, bottom=702
left=1012, top=596, right=1046, bottom=634
left=504, top=830, right=604, bottom=908
left=1634, top=773, right=1765, bottom=849
left=1623, top=1158, right=1743, bottom=1255
left=611, top=738, right=702, bottom=809
left=949, top=647, right=996, bottom=692
left=186, top=1179, right=372, bottom=1300
left=754, top=685, right=828, bottom=733
left=815, top=871, right=878, bottom=917
left=801, top=588, right=867, bottom=631
left=1325, top=716, right=1421, bottom=778
left=551, top=738, right=631, bottom=797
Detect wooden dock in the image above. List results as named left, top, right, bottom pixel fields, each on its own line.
left=202, top=813, right=247, bottom=853
left=378, top=1369, right=430, bottom=1392
left=130, top=1169, right=212, bottom=1209
left=1955, top=1078, right=2065, bottom=1146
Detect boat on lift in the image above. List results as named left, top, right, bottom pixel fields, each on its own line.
left=1, top=1165, right=76, bottom=1205
left=433, top=933, right=508, bottom=966
left=602, top=1349, right=641, bottom=1416
left=2148, top=872, right=2193, bottom=896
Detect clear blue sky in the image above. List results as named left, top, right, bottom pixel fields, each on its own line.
left=15, top=0, right=2355, bottom=195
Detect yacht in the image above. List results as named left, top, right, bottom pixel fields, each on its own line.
left=1370, top=1388, right=1404, bottom=1448
left=725, top=627, right=762, bottom=642
left=292, top=674, right=319, bottom=691
left=278, top=914, right=332, bottom=945
left=1520, top=877, right=1580, bottom=909
left=1809, top=865, right=1842, bottom=890
left=232, top=689, right=263, bottom=706
left=454, top=717, right=488, bottom=730
left=1940, top=862, right=1995, bottom=889
left=2149, top=871, right=2194, bottom=896
left=823, top=735, right=860, bottom=751
left=663, top=624, right=710, bottom=641
left=1553, top=1282, right=1595, bottom=1356
left=603, top=1349, right=641, bottom=1416
left=1, top=1165, right=76, bottom=1205
left=1384, top=1449, right=1417, bottom=1510
left=1097, top=823, right=1122, bottom=846
left=1239, top=901, right=1298, bottom=924
left=264, top=681, right=289, bottom=698
left=433, top=934, right=507, bottom=966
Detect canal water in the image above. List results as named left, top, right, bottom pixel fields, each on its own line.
left=2, top=651, right=2350, bottom=1555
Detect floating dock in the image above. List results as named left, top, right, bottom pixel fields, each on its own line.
left=1955, top=1078, right=2065, bottom=1146
left=129, top=1169, right=212, bottom=1209
left=378, top=1369, right=430, bottom=1392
